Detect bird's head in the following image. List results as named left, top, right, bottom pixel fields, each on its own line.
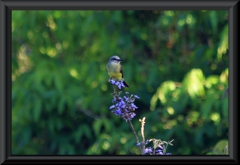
left=109, top=55, right=122, bottom=63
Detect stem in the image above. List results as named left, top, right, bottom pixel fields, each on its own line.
left=113, top=84, right=116, bottom=94
left=127, top=120, right=142, bottom=153
left=140, top=117, right=146, bottom=155
left=111, top=82, right=142, bottom=154
left=164, top=143, right=168, bottom=154
left=140, top=117, right=145, bottom=143
left=112, top=84, right=119, bottom=100
left=127, top=120, right=139, bottom=143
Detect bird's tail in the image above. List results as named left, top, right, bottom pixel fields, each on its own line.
left=123, top=81, right=129, bottom=87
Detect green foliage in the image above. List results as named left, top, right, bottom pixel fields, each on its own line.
left=150, top=68, right=228, bottom=154
left=206, top=140, right=228, bottom=155
left=12, top=10, right=228, bottom=155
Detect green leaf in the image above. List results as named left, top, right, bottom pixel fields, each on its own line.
left=211, top=140, right=228, bottom=155
left=102, top=118, right=111, bottom=133
left=83, top=124, right=92, bottom=139
left=209, top=11, right=218, bottom=33
left=54, top=74, right=63, bottom=91
left=93, top=119, right=105, bottom=136
left=183, top=69, right=205, bottom=99
left=33, top=100, right=42, bottom=122
left=58, top=97, right=65, bottom=115
left=74, top=126, right=83, bottom=143
left=200, top=91, right=215, bottom=120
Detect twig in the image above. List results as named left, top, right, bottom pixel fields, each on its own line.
left=140, top=117, right=146, bottom=144
left=139, top=117, right=146, bottom=155
left=78, top=108, right=100, bottom=120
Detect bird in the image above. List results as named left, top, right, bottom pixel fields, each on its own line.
left=106, top=55, right=129, bottom=87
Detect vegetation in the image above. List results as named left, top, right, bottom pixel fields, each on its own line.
left=12, top=10, right=228, bottom=155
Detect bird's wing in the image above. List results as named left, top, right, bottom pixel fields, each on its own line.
left=120, top=65, right=124, bottom=78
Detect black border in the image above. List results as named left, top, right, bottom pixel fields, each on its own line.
left=0, top=0, right=239, bottom=164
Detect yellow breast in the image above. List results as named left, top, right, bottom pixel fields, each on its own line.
left=106, top=62, right=123, bottom=80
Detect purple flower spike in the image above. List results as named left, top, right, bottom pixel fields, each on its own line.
left=108, top=78, right=127, bottom=89
left=134, top=95, right=140, bottom=99
left=109, top=105, right=115, bottom=109
left=144, top=147, right=153, bottom=154
left=131, top=103, right=138, bottom=109
left=110, top=91, right=139, bottom=121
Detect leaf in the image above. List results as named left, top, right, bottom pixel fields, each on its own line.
left=73, top=124, right=91, bottom=143
left=82, top=124, right=91, bottom=139
left=49, top=119, right=55, bottom=133
left=146, top=66, right=158, bottom=87
left=153, top=81, right=176, bottom=105
left=56, top=118, right=62, bottom=130
left=33, top=100, right=42, bottom=122
left=54, top=74, right=63, bottom=91
left=200, top=90, right=215, bottom=120
left=93, top=119, right=103, bottom=136
left=58, top=97, right=65, bottom=115
left=212, top=140, right=228, bottom=154
left=183, top=69, right=205, bottom=99
left=102, top=119, right=111, bottom=133
left=209, top=11, right=218, bottom=34
left=74, top=126, right=83, bottom=143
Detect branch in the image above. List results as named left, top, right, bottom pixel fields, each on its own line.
left=77, top=107, right=101, bottom=120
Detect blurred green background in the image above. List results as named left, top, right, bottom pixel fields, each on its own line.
left=12, top=10, right=228, bottom=155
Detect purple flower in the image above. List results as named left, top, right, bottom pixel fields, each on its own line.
left=156, top=151, right=164, bottom=155
left=145, top=139, right=149, bottom=144
left=155, top=149, right=164, bottom=155
left=117, top=100, right=126, bottom=108
left=157, top=145, right=164, bottom=150
left=113, top=108, right=122, bottom=116
left=131, top=103, right=138, bottom=109
left=109, top=105, right=115, bottom=109
left=144, top=147, right=153, bottom=154
left=125, top=112, right=136, bottom=121
left=110, top=92, right=139, bottom=121
left=112, top=97, right=117, bottom=103
left=144, top=144, right=172, bottom=155
left=109, top=79, right=115, bottom=85
left=136, top=142, right=141, bottom=146
left=134, top=95, right=140, bottom=99
left=108, top=78, right=126, bottom=89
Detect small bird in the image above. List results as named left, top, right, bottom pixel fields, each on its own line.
left=106, top=55, right=129, bottom=87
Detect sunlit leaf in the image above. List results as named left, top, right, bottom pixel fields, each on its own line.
left=183, top=69, right=205, bottom=99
